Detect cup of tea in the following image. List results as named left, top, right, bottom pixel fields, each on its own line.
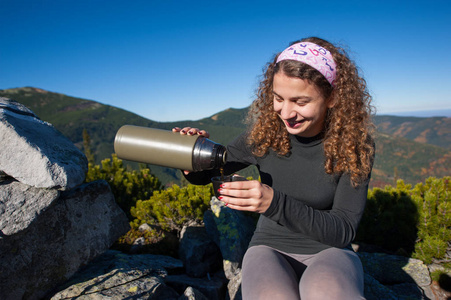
left=211, top=175, right=247, bottom=199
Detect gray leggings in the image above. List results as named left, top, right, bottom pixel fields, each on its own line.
left=242, top=245, right=365, bottom=300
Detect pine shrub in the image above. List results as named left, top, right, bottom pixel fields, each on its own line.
left=356, top=176, right=450, bottom=265
left=130, top=183, right=213, bottom=232
left=356, top=180, right=419, bottom=255
left=85, top=154, right=163, bottom=219
left=411, top=177, right=451, bottom=264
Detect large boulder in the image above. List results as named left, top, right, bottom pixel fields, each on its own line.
left=363, top=273, right=399, bottom=300
left=165, top=273, right=227, bottom=300
left=359, top=252, right=431, bottom=287
left=51, top=250, right=221, bottom=300
left=0, top=179, right=60, bottom=236
left=51, top=250, right=183, bottom=299
left=359, top=252, right=432, bottom=299
left=179, top=224, right=222, bottom=278
left=0, top=180, right=130, bottom=300
left=0, top=97, right=87, bottom=190
left=203, top=198, right=256, bottom=279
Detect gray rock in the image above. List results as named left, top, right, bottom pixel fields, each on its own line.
left=226, top=272, right=242, bottom=300
left=129, top=236, right=146, bottom=254
left=364, top=273, right=398, bottom=300
left=166, top=273, right=227, bottom=300
left=0, top=179, right=59, bottom=235
left=428, top=263, right=451, bottom=276
left=133, top=236, right=146, bottom=246
left=51, top=250, right=182, bottom=299
left=0, top=97, right=87, bottom=190
left=203, top=197, right=256, bottom=279
left=389, top=283, right=428, bottom=299
left=0, top=180, right=130, bottom=300
left=0, top=97, right=35, bottom=115
left=179, top=225, right=222, bottom=278
left=178, top=287, right=209, bottom=300
left=359, top=252, right=431, bottom=287
left=138, top=222, right=153, bottom=232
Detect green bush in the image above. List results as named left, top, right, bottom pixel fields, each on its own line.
left=356, top=181, right=419, bottom=255
left=356, top=176, right=451, bottom=264
left=85, top=154, right=163, bottom=219
left=411, top=177, right=451, bottom=264
left=130, top=183, right=213, bottom=232
left=84, top=154, right=213, bottom=254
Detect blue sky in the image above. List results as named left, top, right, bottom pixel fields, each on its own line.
left=1, top=0, right=450, bottom=121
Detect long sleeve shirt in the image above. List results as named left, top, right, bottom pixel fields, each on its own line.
left=185, top=132, right=371, bottom=254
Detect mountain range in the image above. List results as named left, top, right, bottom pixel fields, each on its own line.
left=1, top=87, right=449, bottom=188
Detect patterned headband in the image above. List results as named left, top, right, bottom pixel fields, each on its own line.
left=276, top=42, right=337, bottom=86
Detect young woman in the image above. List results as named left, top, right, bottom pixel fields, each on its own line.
left=174, top=36, right=375, bottom=299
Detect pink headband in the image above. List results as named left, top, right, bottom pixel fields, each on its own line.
left=276, top=42, right=337, bottom=86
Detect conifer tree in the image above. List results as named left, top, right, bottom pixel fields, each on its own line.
left=82, top=128, right=95, bottom=165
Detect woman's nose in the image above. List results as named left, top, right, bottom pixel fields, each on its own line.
left=279, top=101, right=296, bottom=119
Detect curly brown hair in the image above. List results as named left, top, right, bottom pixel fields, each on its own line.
left=246, top=37, right=375, bottom=187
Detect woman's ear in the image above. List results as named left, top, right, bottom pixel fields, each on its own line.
left=326, top=91, right=336, bottom=109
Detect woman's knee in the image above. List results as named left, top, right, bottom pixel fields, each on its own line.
left=299, top=248, right=364, bottom=299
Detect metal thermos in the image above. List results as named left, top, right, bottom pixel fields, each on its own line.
left=114, top=125, right=227, bottom=171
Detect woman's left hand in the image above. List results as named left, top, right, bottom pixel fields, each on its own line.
left=217, top=180, right=274, bottom=213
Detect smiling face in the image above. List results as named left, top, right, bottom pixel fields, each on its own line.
left=272, top=72, right=333, bottom=137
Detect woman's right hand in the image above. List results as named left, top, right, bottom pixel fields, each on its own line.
left=172, top=127, right=210, bottom=138
left=172, top=127, right=210, bottom=175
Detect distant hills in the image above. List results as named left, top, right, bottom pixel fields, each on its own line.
left=382, top=109, right=451, bottom=118
left=374, top=115, right=450, bottom=150
left=1, top=87, right=450, bottom=188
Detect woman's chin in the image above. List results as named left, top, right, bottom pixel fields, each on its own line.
left=284, top=124, right=320, bottom=137
left=284, top=125, right=304, bottom=135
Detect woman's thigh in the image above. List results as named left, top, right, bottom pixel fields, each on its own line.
left=241, top=245, right=304, bottom=300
